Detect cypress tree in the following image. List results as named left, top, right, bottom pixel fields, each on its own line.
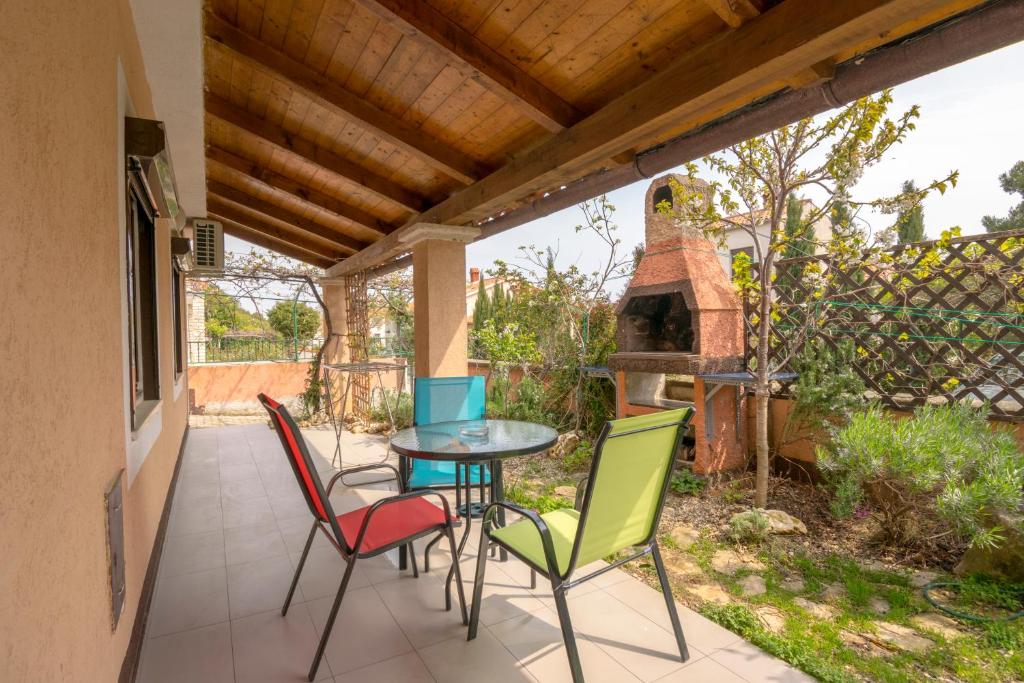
left=896, top=180, right=926, bottom=243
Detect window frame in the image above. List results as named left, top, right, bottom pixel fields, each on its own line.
left=125, top=167, right=161, bottom=428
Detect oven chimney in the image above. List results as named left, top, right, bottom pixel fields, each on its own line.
left=469, top=267, right=480, bottom=283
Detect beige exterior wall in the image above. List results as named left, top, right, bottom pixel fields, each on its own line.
left=0, top=1, right=190, bottom=680
left=413, top=239, right=469, bottom=377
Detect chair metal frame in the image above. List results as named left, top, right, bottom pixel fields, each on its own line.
left=467, top=410, right=694, bottom=683
left=258, top=394, right=468, bottom=681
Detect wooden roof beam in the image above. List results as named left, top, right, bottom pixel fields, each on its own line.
left=208, top=196, right=350, bottom=261
left=213, top=214, right=336, bottom=268
left=352, top=0, right=583, bottom=133
left=205, top=94, right=428, bottom=214
left=328, top=0, right=962, bottom=276
left=205, top=12, right=486, bottom=185
left=207, top=146, right=396, bottom=240
left=701, top=0, right=836, bottom=89
left=208, top=181, right=367, bottom=253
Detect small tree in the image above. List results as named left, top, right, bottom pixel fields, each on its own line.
left=896, top=180, right=926, bottom=243
left=662, top=91, right=957, bottom=507
left=982, top=160, right=1024, bottom=233
left=267, top=301, right=321, bottom=342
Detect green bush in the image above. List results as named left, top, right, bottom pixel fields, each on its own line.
left=819, top=402, right=1024, bottom=548
left=670, top=469, right=706, bottom=496
left=561, top=440, right=593, bottom=473
left=368, top=390, right=413, bottom=430
left=728, top=509, right=771, bottom=544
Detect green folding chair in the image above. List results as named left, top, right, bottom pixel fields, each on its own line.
left=467, top=408, right=694, bottom=682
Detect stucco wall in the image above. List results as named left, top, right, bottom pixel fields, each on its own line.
left=0, top=1, right=189, bottom=679
left=189, top=361, right=311, bottom=414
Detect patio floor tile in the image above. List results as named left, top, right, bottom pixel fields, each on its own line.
left=709, top=641, right=817, bottom=682
left=147, top=567, right=229, bottom=638
left=224, top=520, right=288, bottom=566
left=653, top=655, right=747, bottom=682
left=306, top=586, right=415, bottom=675
left=332, top=651, right=435, bottom=683
left=418, top=626, right=537, bottom=683
left=374, top=574, right=468, bottom=648
left=159, top=529, right=225, bottom=578
left=227, top=555, right=301, bottom=619
left=289, top=546, right=371, bottom=600
left=138, top=622, right=233, bottom=683
left=488, top=606, right=640, bottom=683
left=223, top=495, right=276, bottom=529
left=564, top=588, right=693, bottom=682
left=167, top=501, right=223, bottom=537
left=230, top=603, right=332, bottom=682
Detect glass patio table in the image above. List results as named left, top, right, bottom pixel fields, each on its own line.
left=389, top=419, right=557, bottom=593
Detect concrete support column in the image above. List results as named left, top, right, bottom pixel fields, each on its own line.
left=321, top=282, right=349, bottom=365
left=412, top=238, right=469, bottom=377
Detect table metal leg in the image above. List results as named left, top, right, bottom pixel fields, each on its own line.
left=492, top=460, right=508, bottom=561
left=446, top=462, right=475, bottom=605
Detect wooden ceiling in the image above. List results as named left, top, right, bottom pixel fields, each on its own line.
left=202, top=0, right=986, bottom=270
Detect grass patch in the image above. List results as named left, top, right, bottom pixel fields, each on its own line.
left=503, top=479, right=574, bottom=514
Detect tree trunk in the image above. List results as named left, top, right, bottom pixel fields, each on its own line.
left=754, top=277, right=773, bottom=508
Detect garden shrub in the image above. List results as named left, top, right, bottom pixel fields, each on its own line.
left=670, top=469, right=706, bottom=496
left=729, top=509, right=772, bottom=544
left=368, top=389, right=413, bottom=430
left=819, top=402, right=1024, bottom=549
left=561, top=440, right=593, bottom=473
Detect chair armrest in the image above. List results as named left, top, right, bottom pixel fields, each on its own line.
left=326, top=463, right=403, bottom=495
left=481, top=501, right=562, bottom=578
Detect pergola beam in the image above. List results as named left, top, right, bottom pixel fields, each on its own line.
left=207, top=194, right=350, bottom=262
left=205, top=12, right=486, bottom=185
left=328, top=0, right=960, bottom=276
left=205, top=94, right=428, bottom=213
left=352, top=0, right=583, bottom=133
left=207, top=146, right=395, bottom=239
left=212, top=213, right=336, bottom=268
left=208, top=181, right=366, bottom=253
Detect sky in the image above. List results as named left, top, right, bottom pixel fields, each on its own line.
left=226, top=40, right=1024, bottom=291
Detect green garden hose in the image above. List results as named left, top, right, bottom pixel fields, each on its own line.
left=923, top=581, right=1024, bottom=623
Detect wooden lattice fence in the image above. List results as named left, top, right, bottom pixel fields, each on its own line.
left=749, top=228, right=1024, bottom=421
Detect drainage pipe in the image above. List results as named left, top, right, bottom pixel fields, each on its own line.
left=477, top=0, right=1024, bottom=241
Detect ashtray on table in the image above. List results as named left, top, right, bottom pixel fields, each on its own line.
left=459, top=424, right=489, bottom=439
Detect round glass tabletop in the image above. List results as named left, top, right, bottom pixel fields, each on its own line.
left=389, top=419, right=558, bottom=462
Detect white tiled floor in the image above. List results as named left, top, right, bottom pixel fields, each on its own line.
left=137, top=423, right=812, bottom=683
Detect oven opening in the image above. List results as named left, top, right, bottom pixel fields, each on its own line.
left=620, top=293, right=694, bottom=353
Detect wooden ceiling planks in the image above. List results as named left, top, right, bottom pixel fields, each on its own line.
left=202, top=0, right=988, bottom=271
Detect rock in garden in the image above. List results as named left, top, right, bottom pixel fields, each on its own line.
left=910, top=612, right=966, bottom=640
left=821, top=582, right=846, bottom=601
left=954, top=512, right=1024, bottom=582
left=780, top=575, right=806, bottom=593
left=670, top=524, right=700, bottom=549
left=689, top=582, right=733, bottom=605
left=755, top=606, right=787, bottom=634
left=909, top=570, right=939, bottom=588
left=762, top=509, right=807, bottom=535
left=739, top=574, right=767, bottom=597
left=667, top=556, right=703, bottom=577
left=793, top=597, right=837, bottom=620
left=711, top=549, right=764, bottom=576
left=553, top=485, right=577, bottom=498
left=867, top=622, right=932, bottom=654
left=550, top=431, right=581, bottom=459
left=869, top=596, right=891, bottom=615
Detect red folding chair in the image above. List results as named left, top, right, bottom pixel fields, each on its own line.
left=258, top=393, right=467, bottom=681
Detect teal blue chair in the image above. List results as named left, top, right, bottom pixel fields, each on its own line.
left=403, top=376, right=490, bottom=569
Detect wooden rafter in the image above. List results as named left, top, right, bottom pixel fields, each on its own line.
left=328, top=0, right=960, bottom=276
left=207, top=195, right=349, bottom=261
left=352, top=0, right=584, bottom=133
left=206, top=146, right=395, bottom=240
left=208, top=181, right=366, bottom=253
left=212, top=213, right=336, bottom=268
left=204, top=12, right=487, bottom=185
left=205, top=93, right=428, bottom=213
left=701, top=0, right=835, bottom=88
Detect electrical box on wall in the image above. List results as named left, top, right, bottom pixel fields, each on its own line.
left=105, top=471, right=126, bottom=630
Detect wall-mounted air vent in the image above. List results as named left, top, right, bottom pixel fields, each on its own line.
left=191, top=219, right=223, bottom=272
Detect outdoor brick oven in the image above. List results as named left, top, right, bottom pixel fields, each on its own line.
left=609, top=174, right=747, bottom=474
